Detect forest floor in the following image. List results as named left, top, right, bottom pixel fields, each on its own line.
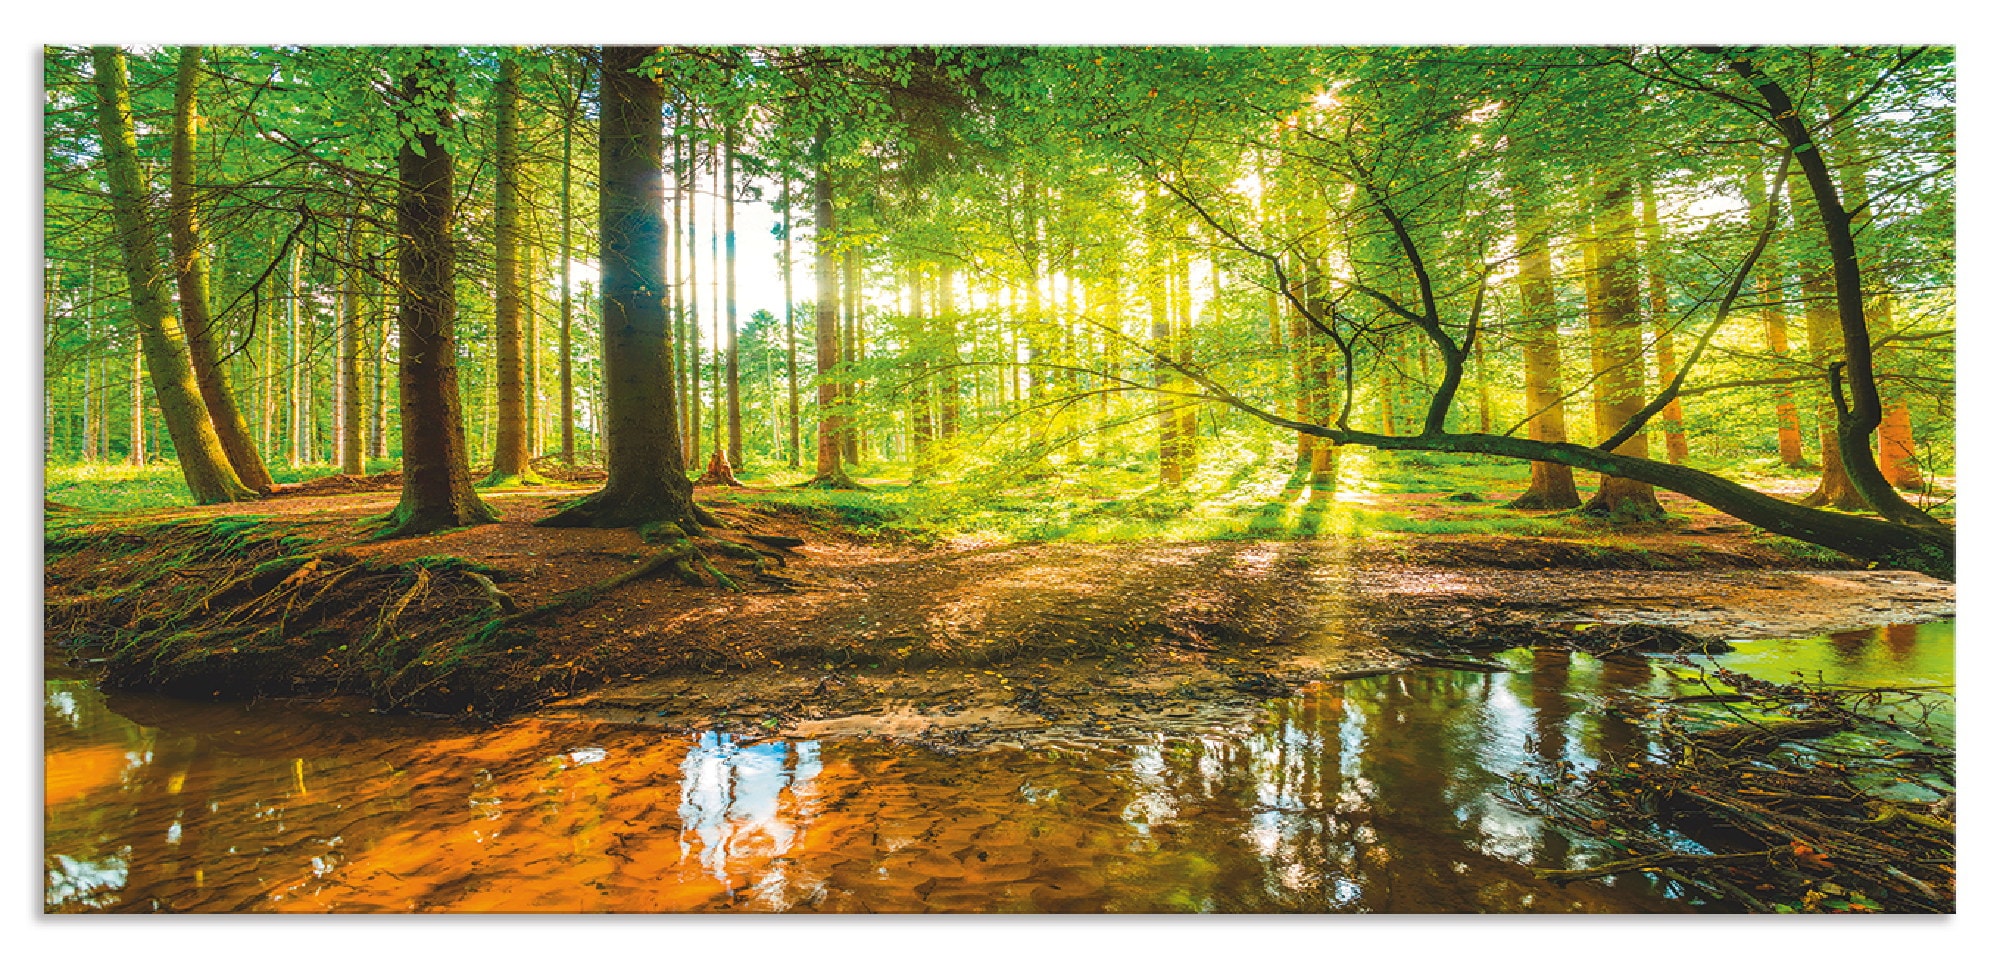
left=43, top=463, right=1956, bottom=746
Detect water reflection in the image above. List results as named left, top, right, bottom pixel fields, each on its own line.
left=45, top=621, right=1952, bottom=914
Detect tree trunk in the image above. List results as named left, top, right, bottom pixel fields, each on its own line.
left=1148, top=196, right=1180, bottom=487
left=724, top=127, right=743, bottom=469
left=90, top=46, right=251, bottom=503
left=1877, top=403, right=1922, bottom=491
left=938, top=261, right=961, bottom=442
left=484, top=58, right=536, bottom=485
left=805, top=144, right=857, bottom=488
left=383, top=52, right=495, bottom=536
left=129, top=338, right=144, bottom=466
left=287, top=242, right=303, bottom=468
left=169, top=46, right=274, bottom=492
left=1722, top=53, right=1938, bottom=529
left=1788, top=172, right=1867, bottom=511
left=841, top=245, right=862, bottom=466
left=1638, top=180, right=1689, bottom=465
left=338, top=222, right=364, bottom=475
left=684, top=127, right=702, bottom=473
left=559, top=80, right=577, bottom=466
left=1742, top=163, right=1808, bottom=469
left=1580, top=175, right=1665, bottom=519
left=782, top=173, right=801, bottom=468
left=541, top=46, right=699, bottom=529
left=1506, top=182, right=1581, bottom=510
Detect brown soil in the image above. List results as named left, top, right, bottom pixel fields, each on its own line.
left=45, top=481, right=1955, bottom=746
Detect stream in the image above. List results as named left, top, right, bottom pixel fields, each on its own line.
left=44, top=620, right=1952, bottom=914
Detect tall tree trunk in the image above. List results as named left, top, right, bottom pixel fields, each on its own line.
left=485, top=57, right=536, bottom=485
left=781, top=173, right=801, bottom=467
left=909, top=265, right=934, bottom=478
left=1788, top=172, right=1867, bottom=511
left=287, top=243, right=303, bottom=467
left=1147, top=193, right=1180, bottom=487
left=1638, top=180, right=1689, bottom=465
left=1745, top=164, right=1807, bottom=469
left=685, top=127, right=702, bottom=473
left=526, top=226, right=542, bottom=459
left=559, top=79, right=577, bottom=466
left=369, top=260, right=389, bottom=460
left=724, top=127, right=742, bottom=468
left=840, top=245, right=861, bottom=466
left=338, top=222, right=364, bottom=475
left=1581, top=175, right=1665, bottom=519
left=129, top=338, right=144, bottom=466
left=170, top=46, right=274, bottom=492
left=541, top=46, right=699, bottom=528
left=90, top=46, right=251, bottom=502
left=383, top=51, right=495, bottom=536
left=937, top=260, right=961, bottom=441
left=1722, top=54, right=1938, bottom=530
left=1507, top=182, right=1580, bottom=509
left=806, top=143, right=856, bottom=487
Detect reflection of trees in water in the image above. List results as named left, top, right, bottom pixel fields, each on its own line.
left=1096, top=663, right=1683, bottom=913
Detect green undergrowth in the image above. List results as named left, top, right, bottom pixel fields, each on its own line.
left=44, top=459, right=403, bottom=512
left=725, top=442, right=1686, bottom=548
left=44, top=513, right=555, bottom=714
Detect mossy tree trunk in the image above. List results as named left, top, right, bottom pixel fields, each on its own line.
left=90, top=45, right=253, bottom=505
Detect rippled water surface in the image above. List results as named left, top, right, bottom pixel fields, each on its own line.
left=44, top=621, right=1951, bottom=913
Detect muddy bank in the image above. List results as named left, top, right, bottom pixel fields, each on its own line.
left=43, top=486, right=1951, bottom=726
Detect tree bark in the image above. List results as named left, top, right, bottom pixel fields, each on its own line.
left=559, top=73, right=577, bottom=465
left=485, top=57, right=536, bottom=485
left=1581, top=175, right=1665, bottom=519
left=169, top=46, right=274, bottom=492
left=1639, top=180, right=1689, bottom=465
left=1787, top=171, right=1868, bottom=511
left=383, top=51, right=496, bottom=536
left=1720, top=52, right=1939, bottom=529
left=782, top=173, right=801, bottom=467
left=540, top=46, right=700, bottom=529
left=338, top=221, right=364, bottom=475
left=805, top=143, right=858, bottom=488
left=1746, top=164, right=1808, bottom=469
left=90, top=46, right=252, bottom=503
left=724, top=127, right=743, bottom=469
left=1877, top=403, right=1922, bottom=491
left=1506, top=181, right=1581, bottom=510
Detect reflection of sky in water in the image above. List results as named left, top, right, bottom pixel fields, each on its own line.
left=43, top=621, right=1953, bottom=913
left=677, top=733, right=820, bottom=886
left=48, top=850, right=128, bottom=909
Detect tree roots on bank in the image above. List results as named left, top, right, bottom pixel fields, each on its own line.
left=1509, top=661, right=1954, bottom=913
left=44, top=515, right=769, bottom=714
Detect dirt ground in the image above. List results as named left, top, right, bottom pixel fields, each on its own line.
left=49, top=479, right=1953, bottom=748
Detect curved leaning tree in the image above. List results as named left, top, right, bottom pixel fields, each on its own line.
left=1008, top=45, right=1953, bottom=577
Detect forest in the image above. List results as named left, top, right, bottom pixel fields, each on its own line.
left=43, top=45, right=1956, bottom=915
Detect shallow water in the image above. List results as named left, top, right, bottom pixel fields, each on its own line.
left=44, top=621, right=1952, bottom=914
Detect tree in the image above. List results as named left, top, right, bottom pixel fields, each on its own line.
left=484, top=55, right=540, bottom=487
left=382, top=49, right=496, bottom=536
left=90, top=45, right=254, bottom=505
left=542, top=46, right=701, bottom=529
left=169, top=46, right=275, bottom=493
